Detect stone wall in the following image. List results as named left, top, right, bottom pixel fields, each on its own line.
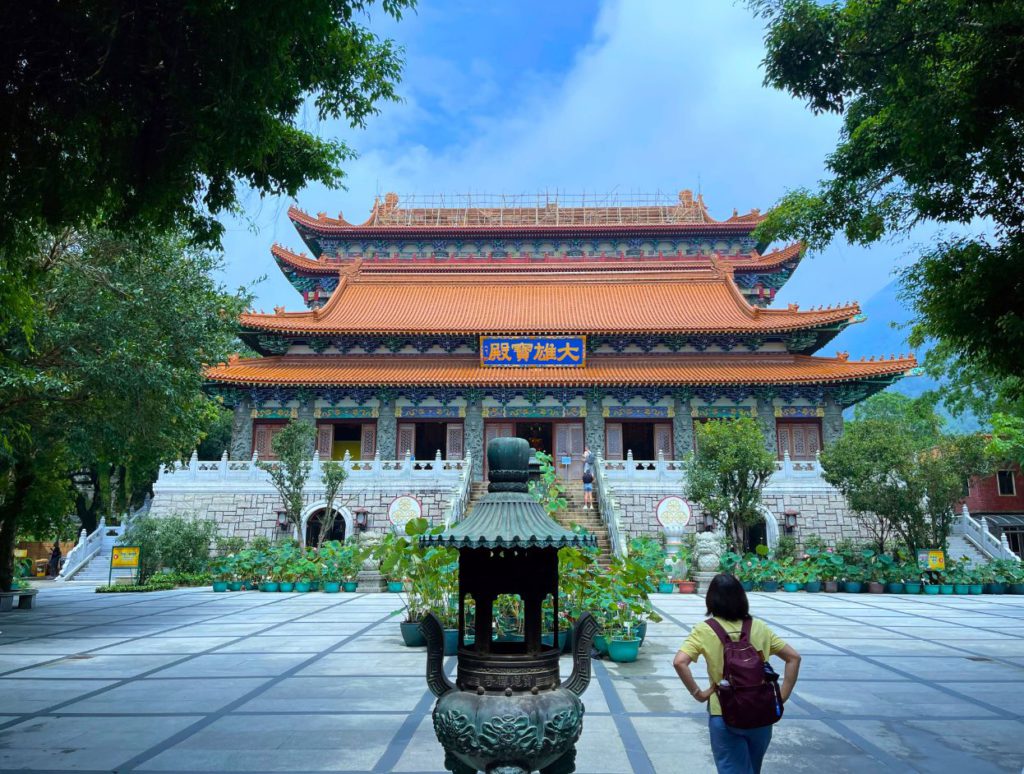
left=149, top=486, right=454, bottom=543
left=608, top=481, right=872, bottom=547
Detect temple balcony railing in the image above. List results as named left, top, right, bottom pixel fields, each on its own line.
left=599, top=450, right=825, bottom=486
left=155, top=449, right=470, bottom=492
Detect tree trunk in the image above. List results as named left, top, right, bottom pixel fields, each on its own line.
left=0, top=461, right=35, bottom=592
left=74, top=468, right=101, bottom=534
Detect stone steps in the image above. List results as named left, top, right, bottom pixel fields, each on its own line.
left=467, top=480, right=613, bottom=566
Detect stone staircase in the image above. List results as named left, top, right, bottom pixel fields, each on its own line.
left=68, top=533, right=135, bottom=583
left=466, top=481, right=614, bottom=567
left=947, top=534, right=990, bottom=567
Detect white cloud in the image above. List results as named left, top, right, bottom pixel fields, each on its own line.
left=221, top=0, right=915, bottom=319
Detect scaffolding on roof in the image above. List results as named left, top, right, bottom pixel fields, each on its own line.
left=367, top=189, right=716, bottom=227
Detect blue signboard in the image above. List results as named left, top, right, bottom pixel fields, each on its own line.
left=480, top=336, right=586, bottom=368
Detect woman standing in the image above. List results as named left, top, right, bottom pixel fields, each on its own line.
left=672, top=574, right=802, bottom=773
left=581, top=447, right=594, bottom=510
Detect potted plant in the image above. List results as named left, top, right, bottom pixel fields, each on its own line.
left=803, top=562, right=822, bottom=593
left=903, top=563, right=923, bottom=595
left=781, top=562, right=803, bottom=592
left=318, top=542, right=343, bottom=593
left=922, top=569, right=941, bottom=595
left=949, top=559, right=971, bottom=595
left=293, top=554, right=319, bottom=592
left=812, top=549, right=843, bottom=593
left=211, top=555, right=233, bottom=592
left=759, top=558, right=780, bottom=592
left=655, top=551, right=675, bottom=594
left=885, top=561, right=906, bottom=594
left=1008, top=562, right=1024, bottom=595
left=842, top=565, right=864, bottom=593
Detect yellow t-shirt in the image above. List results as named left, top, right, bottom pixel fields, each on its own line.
left=678, top=617, right=787, bottom=716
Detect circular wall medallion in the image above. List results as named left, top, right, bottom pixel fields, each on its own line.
left=388, top=495, right=422, bottom=530
left=655, top=496, right=691, bottom=527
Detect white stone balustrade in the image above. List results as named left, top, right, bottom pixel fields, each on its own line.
left=955, top=504, right=1021, bottom=562
left=156, top=449, right=470, bottom=491
left=599, top=449, right=825, bottom=485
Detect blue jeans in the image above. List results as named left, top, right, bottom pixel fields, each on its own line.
left=708, top=715, right=772, bottom=774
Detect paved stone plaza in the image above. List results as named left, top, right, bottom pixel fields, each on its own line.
left=1, top=586, right=1022, bottom=773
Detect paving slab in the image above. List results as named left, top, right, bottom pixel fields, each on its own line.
left=0, top=713, right=202, bottom=770
left=135, top=712, right=406, bottom=771
left=2, top=584, right=1023, bottom=774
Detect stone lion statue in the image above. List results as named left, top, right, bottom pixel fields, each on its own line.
left=695, top=531, right=723, bottom=572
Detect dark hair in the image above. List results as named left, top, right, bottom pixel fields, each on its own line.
left=705, top=573, right=750, bottom=621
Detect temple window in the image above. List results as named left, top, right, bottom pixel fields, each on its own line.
left=776, top=419, right=822, bottom=460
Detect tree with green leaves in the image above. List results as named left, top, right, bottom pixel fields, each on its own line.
left=0, top=1, right=412, bottom=344
left=259, top=421, right=317, bottom=547
left=685, top=418, right=776, bottom=551
left=316, top=461, right=350, bottom=550
left=749, top=0, right=1024, bottom=404
left=821, top=397, right=991, bottom=554
left=0, top=229, right=246, bottom=591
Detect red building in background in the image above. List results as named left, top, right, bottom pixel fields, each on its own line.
left=963, top=464, right=1024, bottom=556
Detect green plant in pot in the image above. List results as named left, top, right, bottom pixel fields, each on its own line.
left=293, top=553, right=320, bottom=592
left=947, top=558, right=971, bottom=594
left=865, top=553, right=892, bottom=594
left=884, top=560, right=906, bottom=594
left=758, top=558, right=780, bottom=592
left=1006, top=561, right=1024, bottom=595
left=211, top=555, right=234, bottom=592
left=842, top=565, right=864, bottom=593
left=318, top=541, right=344, bottom=593
left=397, top=518, right=459, bottom=648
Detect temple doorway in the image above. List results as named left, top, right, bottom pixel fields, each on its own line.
left=397, top=422, right=464, bottom=460
left=315, top=421, right=377, bottom=460
left=305, top=508, right=346, bottom=547
left=604, top=422, right=673, bottom=460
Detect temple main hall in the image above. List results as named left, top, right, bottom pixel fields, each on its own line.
left=207, top=189, right=915, bottom=480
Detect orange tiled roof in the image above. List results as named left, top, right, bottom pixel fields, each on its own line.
left=241, top=261, right=856, bottom=336
left=733, top=242, right=804, bottom=270
left=271, top=244, right=340, bottom=274
left=288, top=190, right=765, bottom=233
left=270, top=241, right=803, bottom=274
left=205, top=353, right=917, bottom=388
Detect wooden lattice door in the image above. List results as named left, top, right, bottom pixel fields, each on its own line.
left=605, top=423, right=623, bottom=461
left=397, top=423, right=416, bottom=458
left=316, top=423, right=335, bottom=459
left=359, top=423, right=376, bottom=460
left=445, top=424, right=464, bottom=460
left=654, top=422, right=674, bottom=459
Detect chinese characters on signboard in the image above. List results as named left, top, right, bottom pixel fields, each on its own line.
left=480, top=336, right=586, bottom=368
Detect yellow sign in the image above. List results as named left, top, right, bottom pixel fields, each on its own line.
left=14, top=549, right=28, bottom=558
left=111, top=546, right=141, bottom=568
left=917, top=549, right=945, bottom=571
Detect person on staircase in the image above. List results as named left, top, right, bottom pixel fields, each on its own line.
left=581, top=447, right=595, bottom=510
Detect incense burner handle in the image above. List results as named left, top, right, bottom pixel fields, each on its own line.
left=420, top=612, right=454, bottom=698
left=563, top=612, right=597, bottom=697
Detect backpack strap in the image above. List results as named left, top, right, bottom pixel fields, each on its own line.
left=739, top=617, right=753, bottom=642
left=704, top=618, right=732, bottom=645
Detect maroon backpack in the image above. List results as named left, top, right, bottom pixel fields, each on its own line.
left=705, top=617, right=784, bottom=729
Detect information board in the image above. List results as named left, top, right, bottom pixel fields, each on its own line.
left=917, top=549, right=945, bottom=571
left=111, top=546, right=141, bottom=568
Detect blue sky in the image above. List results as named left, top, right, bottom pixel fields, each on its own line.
left=218, top=0, right=922, bottom=353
